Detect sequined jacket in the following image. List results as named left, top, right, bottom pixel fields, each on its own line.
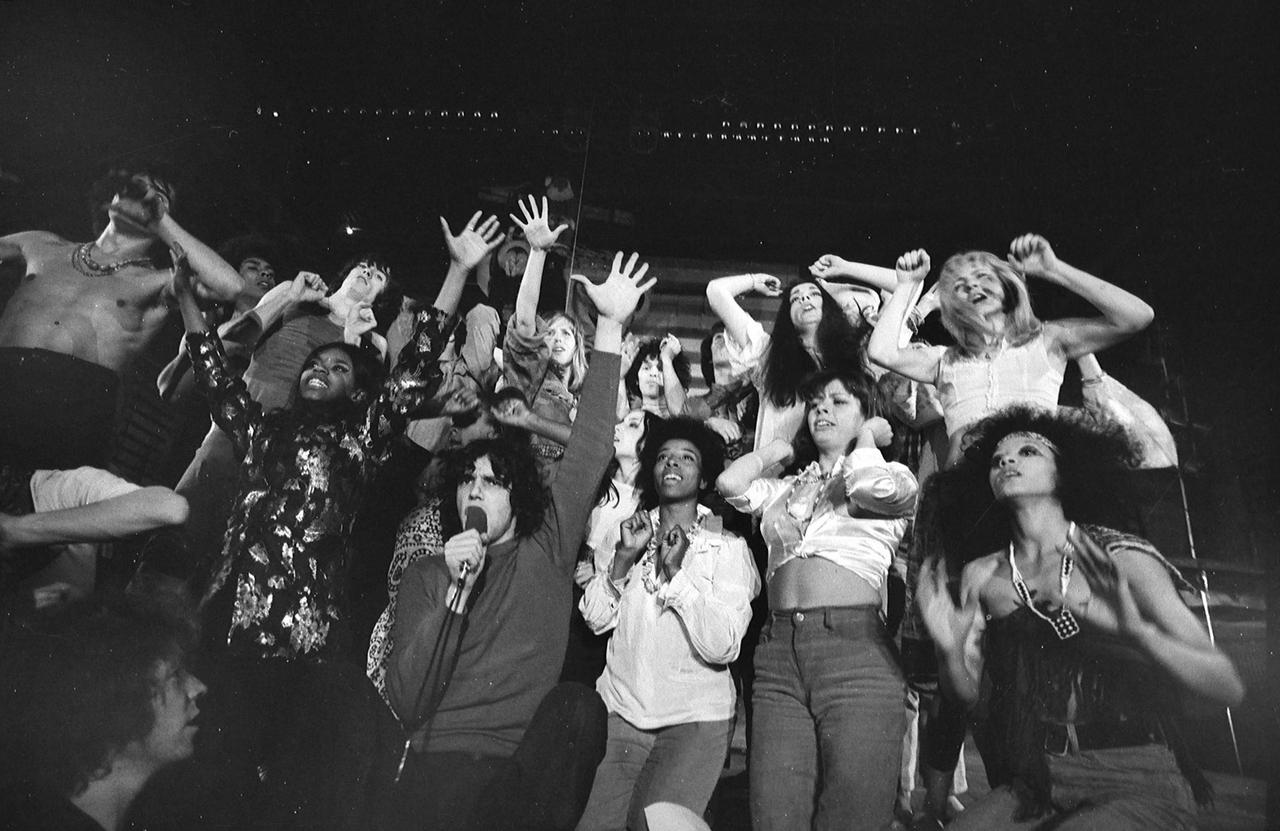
left=190, top=307, right=452, bottom=661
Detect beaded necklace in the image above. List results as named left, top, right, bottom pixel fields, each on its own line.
left=70, top=241, right=158, bottom=277
left=784, top=461, right=833, bottom=524
left=638, top=507, right=705, bottom=593
left=1007, top=523, right=1080, bottom=640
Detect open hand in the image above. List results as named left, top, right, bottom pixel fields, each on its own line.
left=570, top=252, right=656, bottom=324
left=510, top=195, right=569, bottom=252
left=916, top=558, right=982, bottom=657
left=441, top=212, right=505, bottom=270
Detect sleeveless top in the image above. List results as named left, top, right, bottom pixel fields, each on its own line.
left=935, top=333, right=1065, bottom=437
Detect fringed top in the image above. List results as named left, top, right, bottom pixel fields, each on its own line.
left=981, top=524, right=1210, bottom=819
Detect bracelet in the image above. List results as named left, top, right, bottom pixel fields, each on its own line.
left=1080, top=372, right=1107, bottom=387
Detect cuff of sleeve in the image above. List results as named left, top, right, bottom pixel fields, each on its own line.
left=656, top=568, right=696, bottom=610
left=844, top=447, right=889, bottom=470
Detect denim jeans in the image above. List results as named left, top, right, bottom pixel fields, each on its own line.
left=749, top=607, right=906, bottom=831
left=947, top=743, right=1197, bottom=831
left=576, top=714, right=731, bottom=831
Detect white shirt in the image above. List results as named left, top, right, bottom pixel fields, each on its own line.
left=720, top=318, right=806, bottom=455
left=580, top=506, right=761, bottom=728
left=725, top=448, right=916, bottom=589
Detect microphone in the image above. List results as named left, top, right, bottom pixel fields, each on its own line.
left=459, top=507, right=488, bottom=581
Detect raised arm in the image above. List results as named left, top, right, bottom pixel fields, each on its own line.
left=809, top=253, right=897, bottom=293
left=704, top=273, right=781, bottom=350
left=544, top=254, right=656, bottom=568
left=658, top=333, right=688, bottom=416
left=127, top=189, right=242, bottom=303
left=174, top=249, right=260, bottom=455
left=510, top=196, right=570, bottom=338
left=868, top=249, right=943, bottom=383
left=716, top=437, right=794, bottom=501
left=1009, top=234, right=1154, bottom=361
left=438, top=212, right=505, bottom=317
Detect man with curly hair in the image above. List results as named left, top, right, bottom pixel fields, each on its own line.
left=385, top=252, right=655, bottom=831
left=0, top=595, right=206, bottom=831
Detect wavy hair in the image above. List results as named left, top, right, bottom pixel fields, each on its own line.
left=760, top=276, right=868, bottom=409
left=440, top=437, right=548, bottom=538
left=0, top=593, right=198, bottom=797
left=624, top=337, right=691, bottom=401
left=332, top=252, right=404, bottom=332
left=937, top=251, right=1043, bottom=355
left=916, top=405, right=1142, bottom=579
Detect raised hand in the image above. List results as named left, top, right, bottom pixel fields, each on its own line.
left=619, top=334, right=642, bottom=372
left=114, top=180, right=173, bottom=238
left=658, top=524, right=690, bottom=580
left=752, top=274, right=783, bottom=297
left=861, top=415, right=894, bottom=448
left=895, top=249, right=931, bottom=287
left=509, top=195, right=569, bottom=252
left=615, top=510, right=654, bottom=568
left=441, top=212, right=505, bottom=271
left=659, top=333, right=682, bottom=361
left=490, top=395, right=532, bottom=428
left=808, top=254, right=850, bottom=281
left=570, top=252, right=656, bottom=324
left=916, top=558, right=982, bottom=657
left=344, top=303, right=378, bottom=341
left=286, top=271, right=329, bottom=306
left=1007, top=234, right=1059, bottom=278
left=705, top=416, right=743, bottom=444
left=441, top=387, right=480, bottom=418
left=169, top=243, right=194, bottom=298
left=1067, top=522, right=1145, bottom=638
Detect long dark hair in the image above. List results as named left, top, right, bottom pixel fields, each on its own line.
left=760, top=276, right=868, bottom=409
left=596, top=410, right=663, bottom=506
left=624, top=338, right=692, bottom=400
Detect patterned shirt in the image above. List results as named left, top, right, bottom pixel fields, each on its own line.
left=190, top=307, right=452, bottom=661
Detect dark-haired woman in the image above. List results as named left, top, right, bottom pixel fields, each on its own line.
left=706, top=271, right=871, bottom=455
left=916, top=407, right=1242, bottom=830
left=622, top=334, right=690, bottom=418
left=717, top=369, right=918, bottom=831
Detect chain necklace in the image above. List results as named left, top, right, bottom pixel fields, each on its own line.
left=784, top=462, right=833, bottom=523
left=70, top=241, right=158, bottom=277
left=639, top=507, right=705, bottom=593
left=1007, top=523, right=1080, bottom=640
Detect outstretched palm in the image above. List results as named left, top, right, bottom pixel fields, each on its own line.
left=571, top=251, right=656, bottom=323
left=441, top=212, right=505, bottom=270
left=510, top=195, right=569, bottom=251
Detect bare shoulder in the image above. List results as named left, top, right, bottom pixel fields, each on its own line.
left=1, top=230, right=70, bottom=256
left=960, top=552, right=1003, bottom=602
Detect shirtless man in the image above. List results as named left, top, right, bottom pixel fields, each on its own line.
left=0, top=168, right=241, bottom=470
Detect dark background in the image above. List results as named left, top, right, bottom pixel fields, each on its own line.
left=2, top=0, right=1276, bottom=795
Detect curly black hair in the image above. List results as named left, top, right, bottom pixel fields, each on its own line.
left=293, top=341, right=387, bottom=419
left=760, top=276, right=869, bottom=409
left=637, top=417, right=726, bottom=509
left=0, top=593, right=198, bottom=797
left=624, top=337, right=692, bottom=401
left=916, top=405, right=1143, bottom=579
left=218, top=233, right=283, bottom=275
left=440, top=437, right=548, bottom=538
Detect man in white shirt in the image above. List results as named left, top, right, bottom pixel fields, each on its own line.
left=577, top=417, right=760, bottom=831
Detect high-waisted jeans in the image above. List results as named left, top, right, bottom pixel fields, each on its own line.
left=749, top=606, right=905, bottom=831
